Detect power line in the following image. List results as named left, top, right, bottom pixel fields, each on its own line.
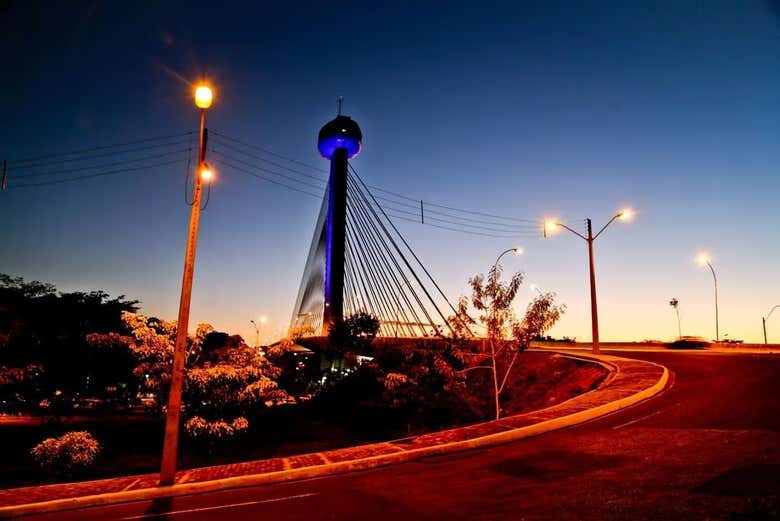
left=210, top=137, right=327, bottom=183
left=210, top=130, right=543, bottom=227
left=210, top=130, right=326, bottom=173
left=209, top=148, right=326, bottom=191
left=7, top=157, right=188, bottom=189
left=369, top=185, right=538, bottom=224
left=11, top=148, right=192, bottom=178
left=10, top=139, right=193, bottom=171
left=214, top=158, right=324, bottom=199
left=376, top=198, right=541, bottom=232
left=8, top=132, right=193, bottom=167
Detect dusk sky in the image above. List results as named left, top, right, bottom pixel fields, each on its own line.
left=2, top=1, right=779, bottom=344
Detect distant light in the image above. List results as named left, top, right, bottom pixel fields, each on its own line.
left=259, top=316, right=267, bottom=324
left=200, top=166, right=214, bottom=181
left=194, top=85, right=213, bottom=109
left=618, top=208, right=634, bottom=221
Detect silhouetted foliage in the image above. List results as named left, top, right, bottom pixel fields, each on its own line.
left=0, top=273, right=139, bottom=406
left=327, top=311, right=380, bottom=354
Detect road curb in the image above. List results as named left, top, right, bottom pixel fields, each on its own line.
left=0, top=351, right=668, bottom=518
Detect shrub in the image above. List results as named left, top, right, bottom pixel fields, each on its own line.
left=30, top=431, right=101, bottom=476
left=184, top=415, right=250, bottom=441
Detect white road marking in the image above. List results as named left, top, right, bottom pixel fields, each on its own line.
left=119, top=492, right=319, bottom=520
left=121, top=479, right=141, bottom=491
left=612, top=408, right=666, bottom=430
left=612, top=401, right=682, bottom=430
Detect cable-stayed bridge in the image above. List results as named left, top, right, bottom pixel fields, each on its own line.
left=289, top=112, right=464, bottom=338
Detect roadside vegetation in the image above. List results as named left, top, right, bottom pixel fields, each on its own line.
left=0, top=272, right=606, bottom=487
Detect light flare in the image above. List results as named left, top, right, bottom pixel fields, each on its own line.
left=194, top=85, right=213, bottom=109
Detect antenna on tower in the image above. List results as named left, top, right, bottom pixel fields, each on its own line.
left=337, top=96, right=343, bottom=116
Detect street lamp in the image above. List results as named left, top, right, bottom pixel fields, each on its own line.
left=696, top=253, right=719, bottom=342
left=250, top=316, right=267, bottom=347
left=492, top=247, right=524, bottom=272
left=544, top=209, right=633, bottom=354
left=763, top=305, right=780, bottom=345
left=160, top=83, right=215, bottom=486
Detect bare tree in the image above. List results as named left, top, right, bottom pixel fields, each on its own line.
left=455, top=265, right=565, bottom=420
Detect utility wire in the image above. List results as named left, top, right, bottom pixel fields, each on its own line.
left=209, top=130, right=544, bottom=228
left=209, top=148, right=326, bottom=191
left=210, top=137, right=327, bottom=183
left=214, top=157, right=324, bottom=199
left=9, top=133, right=193, bottom=168
left=210, top=130, right=326, bottom=173
left=7, top=157, right=188, bottom=189
left=13, top=148, right=191, bottom=178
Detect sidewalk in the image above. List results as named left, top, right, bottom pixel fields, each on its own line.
left=0, top=351, right=668, bottom=518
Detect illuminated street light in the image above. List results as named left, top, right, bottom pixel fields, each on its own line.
left=544, top=209, right=634, bottom=354
left=696, top=252, right=719, bottom=342
left=763, top=305, right=780, bottom=345
left=493, top=247, right=524, bottom=273
left=194, top=85, right=213, bottom=109
left=160, top=82, right=215, bottom=486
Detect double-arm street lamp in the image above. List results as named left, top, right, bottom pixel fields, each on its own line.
left=544, top=209, right=633, bottom=354
left=764, top=305, right=780, bottom=345
left=160, top=84, right=215, bottom=486
left=696, top=253, right=719, bottom=342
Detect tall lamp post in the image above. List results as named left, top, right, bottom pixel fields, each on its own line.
left=545, top=209, right=633, bottom=354
left=696, top=253, right=719, bottom=342
left=763, top=305, right=780, bottom=345
left=159, top=84, right=214, bottom=486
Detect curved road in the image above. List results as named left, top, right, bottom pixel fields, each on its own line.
left=25, top=350, right=780, bottom=520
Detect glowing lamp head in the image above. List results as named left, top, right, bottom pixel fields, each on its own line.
left=696, top=252, right=711, bottom=266
left=618, top=208, right=634, bottom=221
left=200, top=166, right=214, bottom=181
left=318, top=115, right=362, bottom=159
left=512, top=247, right=524, bottom=255
left=544, top=220, right=559, bottom=236
left=194, top=85, right=213, bottom=109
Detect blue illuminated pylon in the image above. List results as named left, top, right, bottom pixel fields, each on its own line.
left=318, top=113, right=362, bottom=335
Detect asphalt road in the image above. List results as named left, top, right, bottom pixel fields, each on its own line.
left=23, top=350, right=780, bottom=520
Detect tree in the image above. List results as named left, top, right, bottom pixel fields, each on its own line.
left=0, top=274, right=139, bottom=400
left=116, top=312, right=288, bottom=443
left=454, top=265, right=565, bottom=420
left=327, top=311, right=380, bottom=354
left=184, top=332, right=288, bottom=444
left=377, top=337, right=473, bottom=430
left=669, top=298, right=682, bottom=338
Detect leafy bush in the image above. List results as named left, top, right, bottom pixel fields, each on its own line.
left=30, top=431, right=101, bottom=476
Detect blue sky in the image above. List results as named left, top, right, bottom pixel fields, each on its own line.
left=2, top=1, right=779, bottom=343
